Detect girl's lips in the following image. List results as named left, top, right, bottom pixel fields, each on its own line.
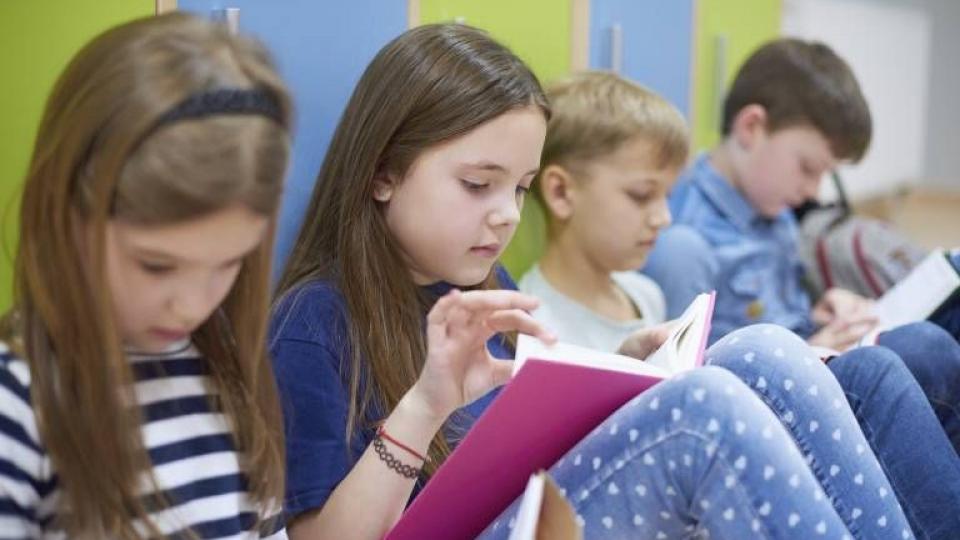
left=150, top=328, right=189, bottom=342
left=470, top=244, right=501, bottom=257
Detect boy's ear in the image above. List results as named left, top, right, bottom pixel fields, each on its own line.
left=372, top=170, right=396, bottom=202
left=731, top=104, right=769, bottom=149
left=540, top=164, right=577, bottom=221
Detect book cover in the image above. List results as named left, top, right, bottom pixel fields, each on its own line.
left=386, top=292, right=715, bottom=539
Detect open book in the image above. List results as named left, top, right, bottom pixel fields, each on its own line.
left=514, top=290, right=716, bottom=378
left=810, top=249, right=960, bottom=358
left=508, top=472, right=581, bottom=540
left=873, top=249, right=960, bottom=330
left=386, top=292, right=715, bottom=539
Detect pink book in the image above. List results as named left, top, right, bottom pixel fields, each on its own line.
left=386, top=292, right=716, bottom=539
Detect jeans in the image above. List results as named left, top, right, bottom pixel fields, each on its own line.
left=713, top=325, right=960, bottom=540
left=826, top=342, right=960, bottom=540
left=479, top=326, right=911, bottom=539
left=876, top=321, right=960, bottom=454
left=928, top=252, right=960, bottom=343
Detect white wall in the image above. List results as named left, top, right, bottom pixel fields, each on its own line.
left=916, top=0, right=960, bottom=191
left=782, top=0, right=932, bottom=201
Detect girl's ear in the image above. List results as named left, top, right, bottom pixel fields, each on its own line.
left=372, top=170, right=397, bottom=202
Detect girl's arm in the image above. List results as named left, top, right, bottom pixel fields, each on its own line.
left=288, top=290, right=554, bottom=540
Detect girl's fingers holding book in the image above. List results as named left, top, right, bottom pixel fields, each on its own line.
left=485, top=309, right=555, bottom=343
left=459, top=358, right=515, bottom=406
left=487, top=359, right=515, bottom=388
left=429, top=290, right=478, bottom=341
left=453, top=289, right=540, bottom=315
left=428, top=289, right=463, bottom=326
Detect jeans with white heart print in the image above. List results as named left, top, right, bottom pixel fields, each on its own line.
left=710, top=323, right=960, bottom=540
left=478, top=363, right=910, bottom=539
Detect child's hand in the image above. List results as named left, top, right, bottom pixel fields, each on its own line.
left=812, top=288, right=875, bottom=325
left=407, top=289, right=556, bottom=423
left=807, top=311, right=878, bottom=351
left=617, top=321, right=676, bottom=361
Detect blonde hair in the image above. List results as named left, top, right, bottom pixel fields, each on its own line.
left=535, top=71, right=689, bottom=205
left=2, top=12, right=291, bottom=538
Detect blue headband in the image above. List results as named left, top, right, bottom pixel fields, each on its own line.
left=151, top=88, right=284, bottom=131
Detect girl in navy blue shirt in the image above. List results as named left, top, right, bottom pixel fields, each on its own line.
left=269, top=24, right=913, bottom=540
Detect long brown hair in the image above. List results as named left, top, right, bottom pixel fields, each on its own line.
left=274, top=24, right=548, bottom=474
left=1, top=13, right=291, bottom=537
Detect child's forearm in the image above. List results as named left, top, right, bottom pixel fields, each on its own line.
left=287, top=387, right=445, bottom=540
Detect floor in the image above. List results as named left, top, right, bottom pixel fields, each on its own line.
left=854, top=189, right=960, bottom=250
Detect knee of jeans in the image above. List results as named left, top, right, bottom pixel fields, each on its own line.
left=829, top=345, right=910, bottom=395
left=622, top=366, right=750, bottom=424
left=683, top=365, right=743, bottom=388
left=708, top=325, right=830, bottom=378
left=890, top=321, right=960, bottom=395
left=711, top=323, right=809, bottom=356
left=895, top=321, right=960, bottom=361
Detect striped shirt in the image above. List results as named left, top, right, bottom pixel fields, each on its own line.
left=0, top=341, right=286, bottom=539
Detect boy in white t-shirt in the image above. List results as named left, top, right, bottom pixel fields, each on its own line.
left=518, top=72, right=685, bottom=357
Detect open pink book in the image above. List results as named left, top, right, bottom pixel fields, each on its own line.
left=386, top=292, right=716, bottom=539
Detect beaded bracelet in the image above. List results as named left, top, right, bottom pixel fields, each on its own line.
left=377, top=425, right=431, bottom=463
left=373, top=436, right=421, bottom=479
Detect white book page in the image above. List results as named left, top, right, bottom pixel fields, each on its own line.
left=514, top=334, right=671, bottom=379
left=509, top=474, right=545, bottom=540
left=874, top=250, right=960, bottom=329
left=644, top=293, right=712, bottom=374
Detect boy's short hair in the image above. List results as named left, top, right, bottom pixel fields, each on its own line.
left=536, top=71, right=689, bottom=203
left=722, top=38, right=871, bottom=162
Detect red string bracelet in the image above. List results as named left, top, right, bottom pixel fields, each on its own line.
left=377, top=425, right=430, bottom=463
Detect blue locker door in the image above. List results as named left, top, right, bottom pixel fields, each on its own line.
left=589, top=0, right=694, bottom=117
left=177, top=1, right=407, bottom=274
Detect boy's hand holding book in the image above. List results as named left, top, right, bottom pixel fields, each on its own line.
left=617, top=321, right=676, bottom=361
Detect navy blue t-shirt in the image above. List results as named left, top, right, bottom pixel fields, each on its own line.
left=269, top=267, right=517, bottom=517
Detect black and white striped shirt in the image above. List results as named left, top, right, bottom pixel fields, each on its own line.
left=0, top=341, right=286, bottom=539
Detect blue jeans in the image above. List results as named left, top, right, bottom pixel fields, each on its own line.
left=875, top=321, right=960, bottom=454
left=929, top=252, right=960, bottom=343
left=709, top=325, right=919, bottom=540
left=712, top=325, right=960, bottom=540
left=828, top=342, right=960, bottom=540
left=479, top=330, right=911, bottom=539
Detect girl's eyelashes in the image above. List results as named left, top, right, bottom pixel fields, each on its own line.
left=460, top=177, right=533, bottom=197
left=139, top=261, right=175, bottom=275
left=460, top=178, right=489, bottom=192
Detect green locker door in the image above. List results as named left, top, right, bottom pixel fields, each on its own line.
left=0, top=1, right=155, bottom=312
left=692, top=0, right=782, bottom=151
left=416, top=0, right=574, bottom=281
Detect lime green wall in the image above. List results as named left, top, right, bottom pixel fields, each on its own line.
left=693, top=0, right=782, bottom=150
left=0, top=1, right=153, bottom=312
left=418, top=0, right=571, bottom=84
left=418, top=0, right=570, bottom=279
